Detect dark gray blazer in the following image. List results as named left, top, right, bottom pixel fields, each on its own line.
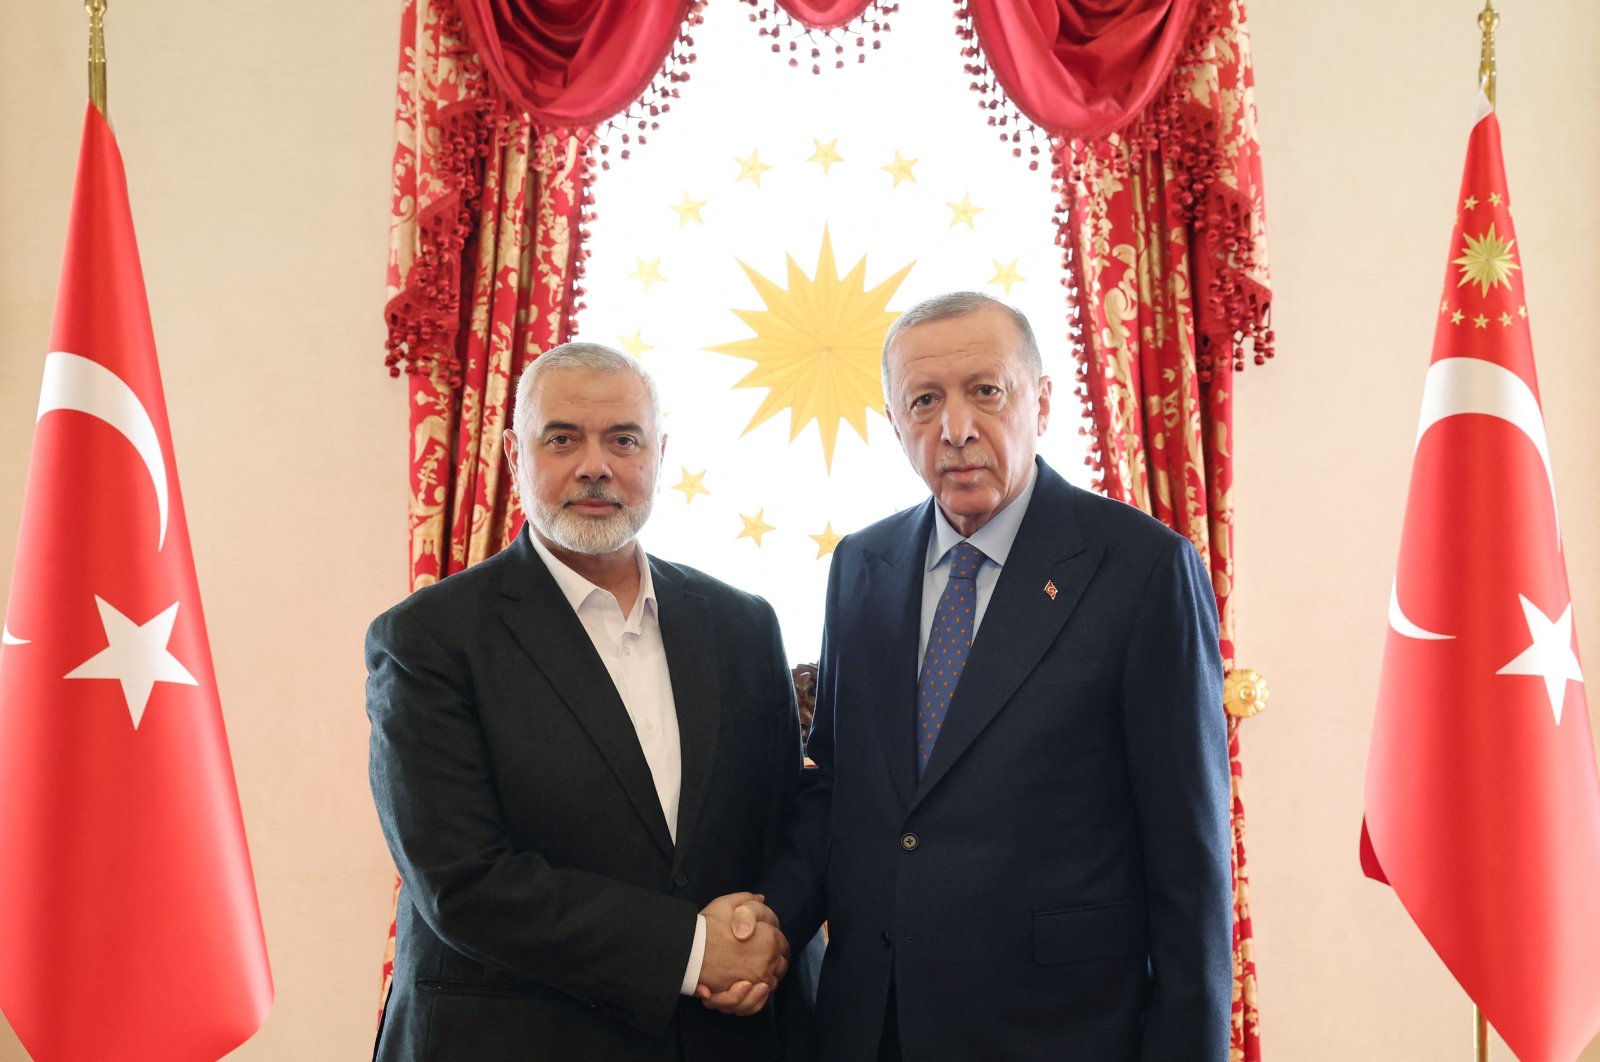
left=367, top=525, right=802, bottom=1062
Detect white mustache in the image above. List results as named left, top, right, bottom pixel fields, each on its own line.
left=936, top=450, right=990, bottom=472
left=563, top=486, right=624, bottom=507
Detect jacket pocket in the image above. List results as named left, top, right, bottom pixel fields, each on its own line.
left=416, top=977, right=543, bottom=1000
left=1032, top=900, right=1148, bottom=966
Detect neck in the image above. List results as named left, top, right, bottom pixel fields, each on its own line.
left=535, top=529, right=643, bottom=615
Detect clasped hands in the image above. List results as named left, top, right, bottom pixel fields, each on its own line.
left=694, top=891, right=788, bottom=1016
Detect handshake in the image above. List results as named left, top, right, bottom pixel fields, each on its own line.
left=694, top=891, right=790, bottom=1017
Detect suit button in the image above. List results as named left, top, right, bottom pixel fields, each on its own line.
left=900, top=832, right=919, bottom=852
left=880, top=930, right=892, bottom=947
left=672, top=872, right=689, bottom=888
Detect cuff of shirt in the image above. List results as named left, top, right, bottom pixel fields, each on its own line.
left=679, top=913, right=708, bottom=996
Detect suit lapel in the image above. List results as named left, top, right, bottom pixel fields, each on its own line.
left=911, top=464, right=1102, bottom=810
left=497, top=529, right=674, bottom=859
left=863, top=503, right=934, bottom=814
left=653, top=560, right=721, bottom=874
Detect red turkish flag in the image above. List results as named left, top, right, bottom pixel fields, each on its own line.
left=0, top=104, right=272, bottom=1060
left=1362, top=97, right=1600, bottom=1062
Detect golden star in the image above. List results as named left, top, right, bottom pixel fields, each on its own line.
left=1463, top=195, right=1479, bottom=210
left=707, top=227, right=914, bottom=471
left=1450, top=310, right=1464, bottom=325
left=809, top=522, right=843, bottom=558
left=738, top=509, right=776, bottom=546
left=881, top=150, right=918, bottom=187
left=672, top=468, right=709, bottom=504
left=988, top=258, right=1025, bottom=294
left=629, top=257, right=666, bottom=292
left=669, top=192, right=706, bottom=227
left=1473, top=313, right=1489, bottom=329
left=1453, top=223, right=1520, bottom=297
left=809, top=138, right=844, bottom=174
left=617, top=329, right=652, bottom=358
left=1439, top=299, right=1450, bottom=315
left=947, top=193, right=984, bottom=229
left=1488, top=191, right=1503, bottom=206
left=1499, top=311, right=1514, bottom=326
left=1518, top=304, right=1528, bottom=318
left=735, top=150, right=773, bottom=186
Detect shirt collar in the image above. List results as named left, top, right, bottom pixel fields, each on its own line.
left=530, top=531, right=657, bottom=629
left=925, top=463, right=1038, bottom=573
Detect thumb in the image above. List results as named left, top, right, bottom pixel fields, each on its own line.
left=732, top=902, right=760, bottom=940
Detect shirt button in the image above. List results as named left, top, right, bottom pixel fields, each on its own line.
left=643, top=720, right=655, bottom=732
left=673, top=872, right=690, bottom=889
left=623, top=646, right=632, bottom=656
left=900, top=833, right=919, bottom=852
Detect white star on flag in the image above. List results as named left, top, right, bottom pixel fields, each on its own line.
left=64, top=597, right=198, bottom=729
left=1496, top=594, right=1584, bottom=725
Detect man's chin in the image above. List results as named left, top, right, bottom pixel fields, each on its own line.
left=538, top=511, right=639, bottom=556
left=934, top=487, right=1001, bottom=529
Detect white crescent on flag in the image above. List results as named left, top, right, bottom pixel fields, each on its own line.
left=37, top=350, right=170, bottom=549
left=1390, top=355, right=1558, bottom=641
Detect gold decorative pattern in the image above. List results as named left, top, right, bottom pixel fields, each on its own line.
left=1224, top=668, right=1269, bottom=718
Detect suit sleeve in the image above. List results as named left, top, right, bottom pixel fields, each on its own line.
left=759, top=597, right=805, bottom=870
left=757, top=542, right=842, bottom=943
left=366, top=605, right=699, bottom=1036
left=1122, top=537, right=1233, bottom=1062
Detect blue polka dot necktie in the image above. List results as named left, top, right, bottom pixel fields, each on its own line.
left=916, top=541, right=986, bottom=776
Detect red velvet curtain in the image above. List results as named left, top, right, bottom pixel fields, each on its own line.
left=379, top=0, right=703, bottom=1008
left=382, top=4, right=1269, bottom=1054
left=959, top=0, right=1269, bottom=1055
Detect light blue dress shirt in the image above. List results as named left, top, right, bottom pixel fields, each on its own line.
left=917, top=466, right=1039, bottom=664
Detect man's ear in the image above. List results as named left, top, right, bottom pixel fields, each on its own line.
left=1034, top=377, right=1053, bottom=436
left=884, top=405, right=904, bottom=447
left=503, top=430, right=522, bottom=490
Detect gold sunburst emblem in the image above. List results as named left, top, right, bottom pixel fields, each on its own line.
left=708, top=228, right=914, bottom=470
left=1452, top=223, right=1520, bottom=297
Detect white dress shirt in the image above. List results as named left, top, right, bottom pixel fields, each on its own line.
left=529, top=534, right=707, bottom=995
left=919, top=466, right=1039, bottom=663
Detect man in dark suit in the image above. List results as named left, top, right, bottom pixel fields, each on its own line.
left=752, top=293, right=1233, bottom=1060
left=366, top=342, right=798, bottom=1061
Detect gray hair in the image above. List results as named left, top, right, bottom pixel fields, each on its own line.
left=880, top=291, right=1043, bottom=396
left=511, top=341, right=662, bottom=443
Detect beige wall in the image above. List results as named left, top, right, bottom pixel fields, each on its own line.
left=2, top=2, right=1597, bottom=1059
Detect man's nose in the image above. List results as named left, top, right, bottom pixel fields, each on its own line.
left=940, top=399, right=978, bottom=447
left=574, top=440, right=612, bottom=481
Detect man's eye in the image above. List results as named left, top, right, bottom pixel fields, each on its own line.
left=546, top=434, right=571, bottom=446
left=614, top=435, right=639, bottom=448
left=911, top=394, right=936, bottom=408
left=976, top=384, right=1001, bottom=397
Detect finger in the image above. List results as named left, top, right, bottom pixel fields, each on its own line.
left=699, top=980, right=756, bottom=1013
left=734, top=981, right=772, bottom=1016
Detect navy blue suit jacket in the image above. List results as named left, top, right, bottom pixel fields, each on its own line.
left=763, top=458, right=1232, bottom=1061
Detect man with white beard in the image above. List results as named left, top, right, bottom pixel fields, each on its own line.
left=366, top=342, right=801, bottom=1061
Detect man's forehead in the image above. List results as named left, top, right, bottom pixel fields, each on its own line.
left=530, top=368, right=653, bottom=419
left=889, top=339, right=1026, bottom=386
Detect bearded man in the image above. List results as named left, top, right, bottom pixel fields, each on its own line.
left=366, top=342, right=799, bottom=1061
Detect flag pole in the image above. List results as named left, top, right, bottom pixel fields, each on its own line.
left=1471, top=4, right=1497, bottom=1059
left=1478, top=0, right=1498, bottom=107
left=86, top=0, right=107, bottom=114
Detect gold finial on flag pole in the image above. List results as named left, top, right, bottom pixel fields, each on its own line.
left=1478, top=0, right=1498, bottom=108
left=87, top=0, right=108, bottom=114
